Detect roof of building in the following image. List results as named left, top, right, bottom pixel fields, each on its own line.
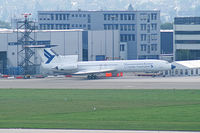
left=0, top=28, right=13, bottom=33
left=0, top=29, right=84, bottom=34
left=38, top=10, right=160, bottom=13
left=174, top=60, right=200, bottom=69
left=160, top=30, right=173, bottom=32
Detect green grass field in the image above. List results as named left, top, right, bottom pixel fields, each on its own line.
left=0, top=89, right=200, bottom=131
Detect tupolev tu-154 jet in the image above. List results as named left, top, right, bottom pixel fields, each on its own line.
left=34, top=45, right=175, bottom=79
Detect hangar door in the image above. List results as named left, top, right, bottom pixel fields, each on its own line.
left=0, top=52, right=7, bottom=74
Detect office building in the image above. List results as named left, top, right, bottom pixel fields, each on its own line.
left=38, top=10, right=160, bottom=59
left=174, top=17, right=200, bottom=61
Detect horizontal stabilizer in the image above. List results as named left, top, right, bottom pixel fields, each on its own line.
left=24, top=45, right=58, bottom=48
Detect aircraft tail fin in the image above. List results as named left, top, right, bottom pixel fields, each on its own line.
left=36, top=47, right=78, bottom=64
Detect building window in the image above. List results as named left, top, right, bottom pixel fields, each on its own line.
left=51, top=24, right=54, bottom=29
left=151, top=13, right=157, bottom=20
left=111, top=15, right=115, bottom=20
left=104, top=24, right=107, bottom=30
left=63, top=24, right=66, bottom=29
left=151, top=34, right=157, bottom=41
left=128, top=14, right=131, bottom=20
left=63, top=14, right=66, bottom=20
left=88, top=24, right=91, bottom=30
left=88, top=18, right=91, bottom=23
left=175, top=31, right=200, bottom=35
left=128, top=25, right=131, bottom=31
left=40, top=24, right=42, bottom=29
left=141, top=24, right=146, bottom=31
left=141, top=34, right=147, bottom=41
left=104, top=14, right=107, bottom=20
left=124, top=35, right=127, bottom=41
left=59, top=24, right=62, bottom=29
left=132, top=14, right=135, bottom=20
left=120, top=14, right=123, bottom=20
left=124, top=25, right=127, bottom=31
left=132, top=34, right=135, bottom=41
left=147, top=24, right=150, bottom=33
left=175, top=40, right=200, bottom=44
left=120, top=44, right=125, bottom=51
left=132, top=24, right=135, bottom=31
left=120, top=25, right=123, bottom=31
left=151, top=44, right=157, bottom=51
left=116, top=14, right=119, bottom=20
left=115, top=24, right=118, bottom=30
left=124, top=14, right=127, bottom=20
left=55, top=24, right=59, bottom=29
left=59, top=14, right=62, bottom=20
left=47, top=24, right=50, bottom=30
left=140, top=13, right=147, bottom=21
left=120, top=35, right=123, bottom=42
left=147, top=45, right=150, bottom=53
left=56, top=14, right=58, bottom=20
left=151, top=23, right=157, bottom=30
left=141, top=44, right=147, bottom=51
left=120, top=34, right=135, bottom=42
left=147, top=34, right=151, bottom=43
left=196, top=69, right=199, bottom=74
left=144, top=44, right=147, bottom=51
left=141, top=45, right=144, bottom=51
left=51, top=14, right=54, bottom=20
left=43, top=25, right=46, bottom=30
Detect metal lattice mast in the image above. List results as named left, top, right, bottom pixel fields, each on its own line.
left=17, top=13, right=36, bottom=75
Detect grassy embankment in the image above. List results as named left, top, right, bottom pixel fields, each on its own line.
left=0, top=89, right=200, bottom=131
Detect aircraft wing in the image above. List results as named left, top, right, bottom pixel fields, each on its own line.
left=74, top=68, right=116, bottom=75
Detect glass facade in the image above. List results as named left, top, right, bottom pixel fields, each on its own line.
left=82, top=31, right=88, bottom=61
left=175, top=17, right=200, bottom=25
left=176, top=50, right=200, bottom=61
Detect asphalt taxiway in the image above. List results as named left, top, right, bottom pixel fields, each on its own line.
left=0, top=76, right=200, bottom=89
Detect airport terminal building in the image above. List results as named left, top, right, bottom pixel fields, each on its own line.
left=38, top=9, right=161, bottom=60
left=0, top=29, right=119, bottom=74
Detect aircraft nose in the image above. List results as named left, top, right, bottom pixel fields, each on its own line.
left=171, top=64, right=176, bottom=69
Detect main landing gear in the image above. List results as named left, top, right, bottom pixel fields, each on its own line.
left=87, top=74, right=98, bottom=79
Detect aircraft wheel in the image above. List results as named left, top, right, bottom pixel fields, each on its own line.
left=87, top=75, right=98, bottom=80
left=87, top=75, right=91, bottom=79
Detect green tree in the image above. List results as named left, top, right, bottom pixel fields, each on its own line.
left=161, top=22, right=173, bottom=30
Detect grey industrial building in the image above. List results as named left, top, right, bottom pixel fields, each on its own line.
left=174, top=17, right=200, bottom=61
left=0, top=29, right=119, bottom=74
left=38, top=9, right=161, bottom=60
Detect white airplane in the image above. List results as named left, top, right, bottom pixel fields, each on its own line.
left=36, top=46, right=175, bottom=79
